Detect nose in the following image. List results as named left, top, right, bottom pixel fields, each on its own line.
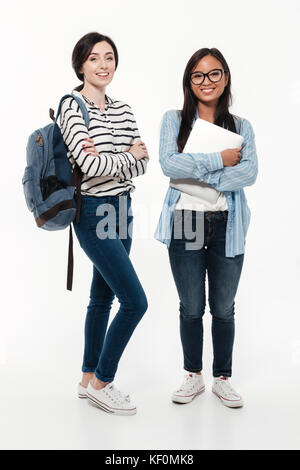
left=98, top=59, right=108, bottom=70
left=202, top=75, right=211, bottom=86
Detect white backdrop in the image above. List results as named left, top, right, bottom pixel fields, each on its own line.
left=1, top=0, right=300, bottom=450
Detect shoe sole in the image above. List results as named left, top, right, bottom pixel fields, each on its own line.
left=172, top=386, right=205, bottom=404
left=212, top=390, right=244, bottom=408
left=86, top=392, right=137, bottom=416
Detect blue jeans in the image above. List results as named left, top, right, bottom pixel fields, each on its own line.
left=73, top=191, right=148, bottom=382
left=168, top=209, right=244, bottom=377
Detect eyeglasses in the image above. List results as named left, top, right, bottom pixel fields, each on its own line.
left=190, top=68, right=227, bottom=85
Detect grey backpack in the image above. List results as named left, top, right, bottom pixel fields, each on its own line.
left=22, top=93, right=89, bottom=291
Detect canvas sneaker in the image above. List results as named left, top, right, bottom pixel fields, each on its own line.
left=86, top=382, right=137, bottom=415
left=172, top=372, right=205, bottom=404
left=212, top=376, right=244, bottom=408
left=77, top=382, right=88, bottom=399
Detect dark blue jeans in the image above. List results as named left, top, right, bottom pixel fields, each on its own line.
left=168, top=209, right=244, bottom=377
left=73, top=191, right=148, bottom=383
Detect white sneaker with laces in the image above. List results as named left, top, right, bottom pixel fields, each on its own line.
left=172, top=372, right=205, bottom=404
left=77, top=382, right=88, bottom=399
left=86, top=382, right=137, bottom=415
left=212, top=376, right=244, bottom=408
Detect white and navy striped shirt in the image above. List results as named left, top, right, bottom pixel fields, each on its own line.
left=59, top=89, right=148, bottom=197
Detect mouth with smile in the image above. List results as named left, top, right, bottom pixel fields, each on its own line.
left=200, top=87, right=216, bottom=95
left=96, top=72, right=109, bottom=80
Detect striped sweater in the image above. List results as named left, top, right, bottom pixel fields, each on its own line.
left=59, top=89, right=148, bottom=196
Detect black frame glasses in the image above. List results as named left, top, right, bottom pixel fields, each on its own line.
left=190, top=68, right=227, bottom=85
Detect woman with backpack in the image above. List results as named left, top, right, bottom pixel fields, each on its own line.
left=59, top=32, right=149, bottom=415
left=155, top=48, right=258, bottom=408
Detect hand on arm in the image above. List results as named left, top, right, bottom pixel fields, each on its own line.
left=221, top=147, right=242, bottom=166
left=122, top=104, right=149, bottom=178
left=203, top=119, right=258, bottom=191
left=129, top=141, right=149, bottom=160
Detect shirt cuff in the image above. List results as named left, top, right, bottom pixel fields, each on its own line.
left=208, top=151, right=223, bottom=171
left=124, top=152, right=138, bottom=167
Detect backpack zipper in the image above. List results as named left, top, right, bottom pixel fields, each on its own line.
left=37, top=128, right=50, bottom=179
left=36, top=134, right=43, bottom=146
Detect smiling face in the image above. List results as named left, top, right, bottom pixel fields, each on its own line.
left=79, top=41, right=116, bottom=89
left=190, top=54, right=228, bottom=105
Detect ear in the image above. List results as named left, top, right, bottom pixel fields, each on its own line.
left=225, top=73, right=229, bottom=87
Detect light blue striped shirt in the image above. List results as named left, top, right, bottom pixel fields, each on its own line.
left=154, top=109, right=258, bottom=257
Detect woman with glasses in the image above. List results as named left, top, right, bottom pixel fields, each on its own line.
left=59, top=32, right=149, bottom=415
left=155, top=48, right=258, bottom=408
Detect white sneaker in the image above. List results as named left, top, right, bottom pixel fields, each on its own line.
left=77, top=382, right=88, bottom=399
left=172, top=372, right=205, bottom=404
left=86, top=382, right=137, bottom=415
left=212, top=376, right=244, bottom=408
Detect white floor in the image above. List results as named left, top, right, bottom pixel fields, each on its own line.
left=2, top=233, right=300, bottom=450
left=1, top=363, right=300, bottom=450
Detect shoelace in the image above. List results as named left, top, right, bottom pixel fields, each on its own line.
left=178, top=374, right=199, bottom=392
left=107, top=383, right=130, bottom=404
left=215, top=379, right=240, bottom=398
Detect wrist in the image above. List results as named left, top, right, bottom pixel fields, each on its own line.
left=210, top=151, right=224, bottom=171
left=126, top=151, right=138, bottom=164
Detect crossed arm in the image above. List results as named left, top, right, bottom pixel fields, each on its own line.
left=159, top=110, right=258, bottom=191
left=60, top=97, right=148, bottom=179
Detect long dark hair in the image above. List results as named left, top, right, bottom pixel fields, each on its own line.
left=72, top=32, right=119, bottom=92
left=177, top=47, right=239, bottom=152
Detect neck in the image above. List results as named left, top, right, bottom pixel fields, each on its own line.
left=197, top=100, right=217, bottom=123
left=80, top=83, right=107, bottom=111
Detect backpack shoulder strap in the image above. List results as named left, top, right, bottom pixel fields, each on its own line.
left=54, top=93, right=90, bottom=128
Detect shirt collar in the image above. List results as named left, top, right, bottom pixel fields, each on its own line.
left=71, top=89, right=115, bottom=108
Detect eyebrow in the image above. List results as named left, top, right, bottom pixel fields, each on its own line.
left=192, top=68, right=220, bottom=73
left=89, top=52, right=113, bottom=56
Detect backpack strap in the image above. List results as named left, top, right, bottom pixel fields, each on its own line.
left=67, top=165, right=83, bottom=291
left=54, top=93, right=90, bottom=127
left=67, top=224, right=74, bottom=291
